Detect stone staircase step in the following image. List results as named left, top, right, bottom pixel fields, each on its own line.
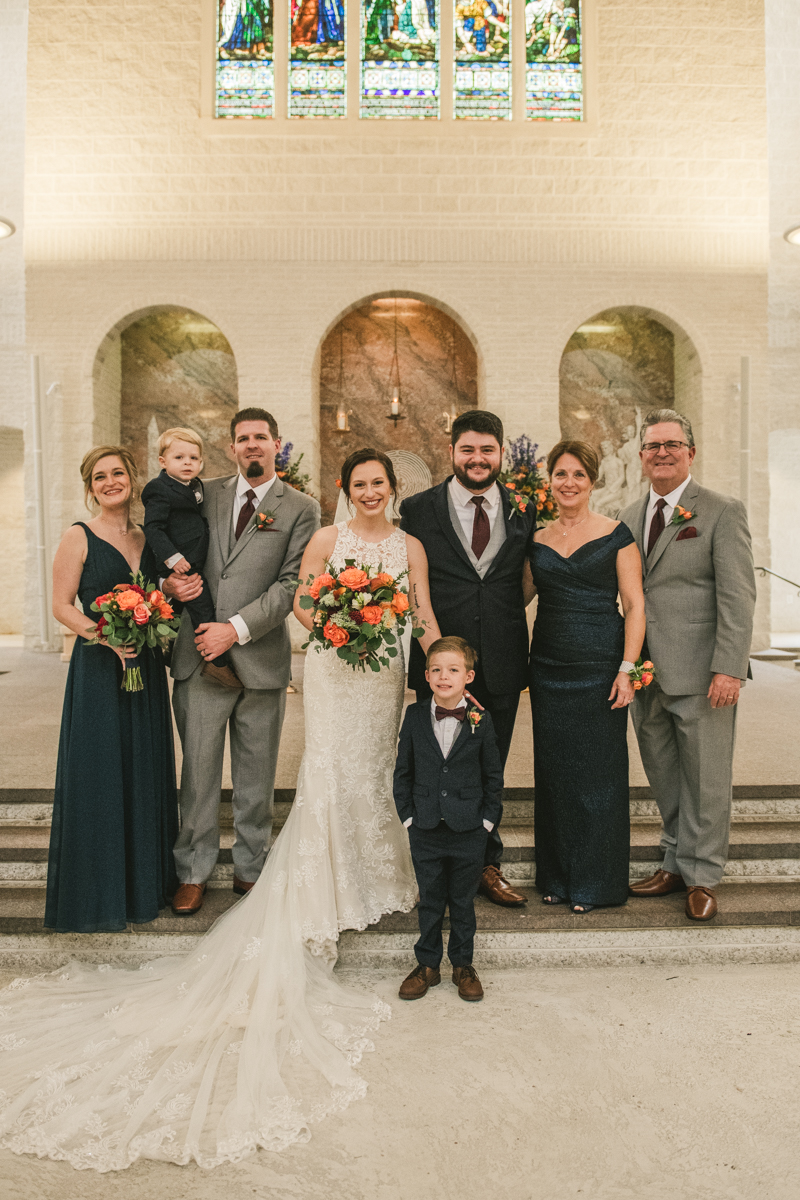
left=3, top=885, right=800, bottom=972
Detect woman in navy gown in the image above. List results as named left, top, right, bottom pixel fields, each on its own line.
left=528, top=440, right=645, bottom=913
left=46, top=445, right=178, bottom=932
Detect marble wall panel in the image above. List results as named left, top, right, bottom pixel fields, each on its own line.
left=319, top=298, right=478, bottom=524
left=120, top=309, right=238, bottom=506
left=559, top=309, right=675, bottom=515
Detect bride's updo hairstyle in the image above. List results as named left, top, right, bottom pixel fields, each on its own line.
left=546, top=439, right=599, bottom=485
left=339, top=448, right=398, bottom=501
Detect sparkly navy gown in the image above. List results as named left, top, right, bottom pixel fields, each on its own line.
left=45, top=524, right=179, bottom=933
left=528, top=524, right=633, bottom=908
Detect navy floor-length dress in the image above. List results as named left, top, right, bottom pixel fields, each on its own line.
left=528, top=524, right=633, bottom=907
left=45, top=524, right=179, bottom=933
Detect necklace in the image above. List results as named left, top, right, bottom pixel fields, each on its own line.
left=557, top=514, right=590, bottom=538
left=98, top=518, right=132, bottom=536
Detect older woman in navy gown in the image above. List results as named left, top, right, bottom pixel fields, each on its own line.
left=528, top=440, right=645, bottom=913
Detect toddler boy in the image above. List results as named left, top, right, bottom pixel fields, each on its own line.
left=142, top=427, right=242, bottom=690
left=394, top=636, right=503, bottom=1002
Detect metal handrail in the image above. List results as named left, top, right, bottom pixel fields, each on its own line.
left=755, top=567, right=800, bottom=596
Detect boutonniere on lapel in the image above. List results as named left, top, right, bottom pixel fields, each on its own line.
left=463, top=691, right=486, bottom=734
left=671, top=505, right=698, bottom=541
left=254, top=510, right=278, bottom=531
left=503, top=483, right=529, bottom=518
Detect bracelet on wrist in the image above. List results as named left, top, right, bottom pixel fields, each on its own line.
left=619, top=661, right=636, bottom=674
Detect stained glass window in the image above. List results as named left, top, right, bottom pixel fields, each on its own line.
left=360, top=0, right=440, bottom=119
left=216, top=1, right=275, bottom=118
left=454, top=0, right=511, bottom=120
left=525, top=0, right=582, bottom=121
left=290, top=0, right=346, bottom=117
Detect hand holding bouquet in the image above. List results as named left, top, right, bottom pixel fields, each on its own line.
left=87, top=572, right=182, bottom=691
left=298, top=559, right=423, bottom=672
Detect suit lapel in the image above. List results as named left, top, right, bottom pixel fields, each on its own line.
left=434, top=478, right=477, bottom=574
left=445, top=714, right=471, bottom=760
left=224, top=478, right=286, bottom=568
left=647, top=478, right=700, bottom=573
left=628, top=495, right=649, bottom=573
left=483, top=486, right=518, bottom=580
left=213, top=475, right=237, bottom=561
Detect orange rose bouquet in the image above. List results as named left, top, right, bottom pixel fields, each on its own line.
left=298, top=559, right=423, bottom=672
left=87, top=571, right=181, bottom=692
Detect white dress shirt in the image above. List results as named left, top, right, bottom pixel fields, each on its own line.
left=448, top=477, right=501, bottom=548
left=644, top=475, right=692, bottom=550
left=227, top=473, right=278, bottom=645
left=402, top=699, right=493, bottom=831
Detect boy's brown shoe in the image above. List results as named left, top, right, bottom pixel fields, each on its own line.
left=398, top=964, right=441, bottom=1000
left=452, top=965, right=484, bottom=1001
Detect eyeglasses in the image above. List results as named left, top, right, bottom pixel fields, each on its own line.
left=641, top=440, right=690, bottom=454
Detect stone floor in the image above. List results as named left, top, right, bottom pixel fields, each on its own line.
left=1, top=644, right=799, bottom=790
left=1, top=961, right=800, bottom=1199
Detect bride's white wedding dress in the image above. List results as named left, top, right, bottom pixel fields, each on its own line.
left=0, top=523, right=417, bottom=1171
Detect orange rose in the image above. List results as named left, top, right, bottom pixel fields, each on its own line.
left=323, top=619, right=349, bottom=648
left=641, top=672, right=653, bottom=686
left=642, top=660, right=654, bottom=670
left=132, top=602, right=151, bottom=625
left=338, top=567, right=370, bottom=590
left=116, top=589, right=141, bottom=611
left=158, top=602, right=174, bottom=619
left=369, top=572, right=394, bottom=592
left=360, top=605, right=383, bottom=625
left=633, top=680, right=642, bottom=691
left=148, top=589, right=164, bottom=606
left=390, top=592, right=409, bottom=614
left=95, top=592, right=113, bottom=605
left=505, top=482, right=517, bottom=491
left=309, top=572, right=335, bottom=600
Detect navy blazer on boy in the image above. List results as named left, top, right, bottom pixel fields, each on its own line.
left=394, top=700, right=504, bottom=832
left=141, top=469, right=209, bottom=571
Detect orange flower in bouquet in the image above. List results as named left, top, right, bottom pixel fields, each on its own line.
left=88, top=570, right=182, bottom=692
left=298, top=557, right=424, bottom=672
left=627, top=657, right=657, bottom=692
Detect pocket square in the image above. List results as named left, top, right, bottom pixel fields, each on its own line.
left=676, top=526, right=698, bottom=540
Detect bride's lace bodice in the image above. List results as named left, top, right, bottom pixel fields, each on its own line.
left=0, top=521, right=417, bottom=1173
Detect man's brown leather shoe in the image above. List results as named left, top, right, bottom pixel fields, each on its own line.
left=202, top=662, right=244, bottom=690
left=171, top=882, right=206, bottom=915
left=233, top=876, right=255, bottom=896
left=686, top=886, right=717, bottom=921
left=398, top=964, right=441, bottom=1000
left=629, top=869, right=686, bottom=897
left=452, top=965, right=484, bottom=1002
left=479, top=864, right=528, bottom=907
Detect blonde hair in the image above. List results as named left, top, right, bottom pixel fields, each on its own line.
left=80, top=445, right=140, bottom=511
left=425, top=636, right=477, bottom=671
left=158, top=426, right=204, bottom=456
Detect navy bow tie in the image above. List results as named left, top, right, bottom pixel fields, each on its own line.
left=435, top=706, right=466, bottom=722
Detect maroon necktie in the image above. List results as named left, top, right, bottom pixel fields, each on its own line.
left=435, top=706, right=466, bottom=722
left=235, top=488, right=257, bottom=541
left=470, top=495, right=490, bottom=560
left=647, top=497, right=667, bottom=556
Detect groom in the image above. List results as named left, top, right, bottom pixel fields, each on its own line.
left=400, top=410, right=536, bottom=907
left=164, top=408, right=320, bottom=915
left=620, top=408, right=756, bottom=921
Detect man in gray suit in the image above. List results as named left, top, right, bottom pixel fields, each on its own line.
left=163, top=408, right=320, bottom=915
left=620, top=408, right=756, bottom=921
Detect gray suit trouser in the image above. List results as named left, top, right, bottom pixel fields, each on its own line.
left=172, top=667, right=286, bottom=885
left=632, top=685, right=737, bottom=887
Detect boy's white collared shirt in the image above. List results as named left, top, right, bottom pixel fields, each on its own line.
left=402, top=698, right=493, bottom=832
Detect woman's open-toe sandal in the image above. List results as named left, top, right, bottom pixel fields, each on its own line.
left=542, top=894, right=567, bottom=906
left=570, top=902, right=595, bottom=914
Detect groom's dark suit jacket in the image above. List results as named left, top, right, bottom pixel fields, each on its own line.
left=399, top=478, right=536, bottom=696
left=394, top=701, right=504, bottom=832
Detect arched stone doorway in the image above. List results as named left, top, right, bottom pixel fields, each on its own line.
left=93, top=307, right=238, bottom=497
left=318, top=296, right=478, bottom=524
left=559, top=307, right=702, bottom=516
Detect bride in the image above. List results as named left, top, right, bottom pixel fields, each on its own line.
left=0, top=448, right=441, bottom=1172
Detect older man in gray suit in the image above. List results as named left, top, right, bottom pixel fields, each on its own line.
left=619, top=408, right=756, bottom=921
left=163, top=408, right=320, bottom=915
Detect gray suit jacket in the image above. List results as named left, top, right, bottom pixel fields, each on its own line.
left=171, top=475, right=320, bottom=690
left=619, top=478, right=756, bottom=695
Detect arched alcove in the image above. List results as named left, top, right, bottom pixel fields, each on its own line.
left=92, top=307, right=239, bottom=490
left=318, top=295, right=479, bottom=524
left=559, top=306, right=702, bottom=515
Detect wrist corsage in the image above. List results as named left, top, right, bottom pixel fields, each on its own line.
left=627, top=658, right=655, bottom=691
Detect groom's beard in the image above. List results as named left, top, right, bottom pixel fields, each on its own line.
left=452, top=462, right=501, bottom=492
left=245, top=460, right=266, bottom=479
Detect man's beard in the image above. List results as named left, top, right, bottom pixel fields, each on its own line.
left=452, top=461, right=501, bottom=492
left=245, top=459, right=265, bottom=479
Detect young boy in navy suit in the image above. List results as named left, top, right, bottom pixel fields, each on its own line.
left=394, top=636, right=504, bottom=1002
left=142, top=427, right=241, bottom=690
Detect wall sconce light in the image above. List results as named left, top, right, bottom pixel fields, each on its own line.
left=335, top=323, right=351, bottom=431
left=785, top=226, right=800, bottom=246
left=442, top=406, right=458, bottom=434
left=336, top=407, right=352, bottom=432
left=442, top=327, right=460, bottom=434
left=386, top=299, right=406, bottom=425
left=0, top=218, right=16, bottom=239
